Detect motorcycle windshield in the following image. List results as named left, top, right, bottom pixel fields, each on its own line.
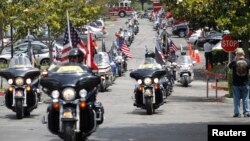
left=176, top=55, right=193, bottom=65
left=94, top=53, right=110, bottom=66
left=8, top=56, right=33, bottom=68
left=139, top=58, right=162, bottom=69
left=51, top=64, right=88, bottom=74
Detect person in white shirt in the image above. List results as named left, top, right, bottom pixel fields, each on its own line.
left=203, top=39, right=213, bottom=69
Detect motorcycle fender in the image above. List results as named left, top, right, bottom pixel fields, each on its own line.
left=15, top=96, right=24, bottom=99
left=182, top=73, right=189, bottom=76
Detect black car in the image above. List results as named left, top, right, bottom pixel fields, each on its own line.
left=171, top=23, right=190, bottom=38
left=196, top=32, right=223, bottom=48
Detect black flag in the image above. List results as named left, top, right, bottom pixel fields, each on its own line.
left=101, top=39, right=106, bottom=52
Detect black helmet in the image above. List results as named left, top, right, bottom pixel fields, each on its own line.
left=145, top=50, right=155, bottom=58
left=181, top=51, right=186, bottom=55
left=68, top=48, right=84, bottom=63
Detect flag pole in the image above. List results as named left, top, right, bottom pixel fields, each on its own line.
left=66, top=9, right=72, bottom=47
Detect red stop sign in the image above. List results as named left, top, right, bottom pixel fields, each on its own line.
left=221, top=34, right=239, bottom=52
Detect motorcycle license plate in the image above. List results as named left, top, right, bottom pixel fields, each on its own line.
left=15, top=91, right=23, bottom=97
left=63, top=111, right=73, bottom=118
left=144, top=89, right=152, bottom=96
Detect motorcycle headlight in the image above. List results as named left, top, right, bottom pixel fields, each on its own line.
left=26, top=78, right=31, bottom=84
left=15, top=77, right=24, bottom=86
left=8, top=79, right=13, bottom=85
left=51, top=90, right=60, bottom=99
left=137, top=79, right=142, bottom=84
left=79, top=89, right=87, bottom=98
left=181, top=65, right=190, bottom=71
left=153, top=78, right=159, bottom=83
left=62, top=88, right=76, bottom=101
left=144, top=77, right=152, bottom=85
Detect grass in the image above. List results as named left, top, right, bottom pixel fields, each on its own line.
left=208, top=64, right=229, bottom=90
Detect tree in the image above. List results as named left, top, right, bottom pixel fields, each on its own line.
left=161, top=0, right=250, bottom=56
left=0, top=0, right=104, bottom=62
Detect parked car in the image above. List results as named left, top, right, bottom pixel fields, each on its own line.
left=85, top=25, right=105, bottom=40
left=94, top=19, right=106, bottom=31
left=187, top=29, right=202, bottom=45
left=196, top=32, right=223, bottom=48
left=172, top=23, right=191, bottom=38
left=0, top=41, right=50, bottom=66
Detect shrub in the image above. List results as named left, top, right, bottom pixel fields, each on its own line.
left=212, top=49, right=228, bottom=65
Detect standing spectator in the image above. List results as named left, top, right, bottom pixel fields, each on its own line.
left=203, top=39, right=213, bottom=69
left=228, top=49, right=250, bottom=117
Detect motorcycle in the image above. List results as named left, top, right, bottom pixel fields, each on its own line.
left=94, top=52, right=114, bottom=92
left=121, top=29, right=133, bottom=46
left=130, top=58, right=168, bottom=115
left=133, top=23, right=139, bottom=35
left=0, top=55, right=40, bottom=119
left=40, top=63, right=104, bottom=141
left=173, top=54, right=196, bottom=87
left=114, top=51, right=127, bottom=77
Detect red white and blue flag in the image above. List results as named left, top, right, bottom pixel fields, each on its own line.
left=62, top=23, right=87, bottom=64
left=120, top=39, right=132, bottom=59
left=155, top=39, right=165, bottom=65
left=168, top=39, right=178, bottom=53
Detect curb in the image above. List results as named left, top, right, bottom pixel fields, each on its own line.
left=0, top=91, right=4, bottom=96
left=210, top=83, right=229, bottom=91
left=204, top=70, right=226, bottom=79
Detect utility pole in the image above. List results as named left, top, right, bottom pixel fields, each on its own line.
left=140, top=0, right=145, bottom=11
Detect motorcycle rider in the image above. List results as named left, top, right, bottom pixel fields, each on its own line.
left=139, top=50, right=162, bottom=69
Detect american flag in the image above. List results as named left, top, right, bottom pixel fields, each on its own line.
left=155, top=39, right=165, bottom=65
left=52, top=45, right=61, bottom=63
left=168, top=39, right=178, bottom=53
left=62, top=23, right=87, bottom=64
left=120, top=39, right=132, bottom=59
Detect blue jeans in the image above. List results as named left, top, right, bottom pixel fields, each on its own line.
left=232, top=85, right=250, bottom=115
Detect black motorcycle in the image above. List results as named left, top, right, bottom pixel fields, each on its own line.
left=130, top=61, right=167, bottom=115
left=40, top=63, right=104, bottom=141
left=0, top=55, right=40, bottom=119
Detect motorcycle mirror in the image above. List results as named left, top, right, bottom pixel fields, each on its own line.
left=172, top=62, right=177, bottom=66
left=192, top=61, right=196, bottom=65
left=42, top=88, right=49, bottom=94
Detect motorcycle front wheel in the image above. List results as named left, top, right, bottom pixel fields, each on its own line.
left=64, top=122, right=75, bottom=141
left=145, top=97, right=153, bottom=115
left=16, top=99, right=23, bottom=119
left=99, top=79, right=105, bottom=92
left=183, top=76, right=189, bottom=87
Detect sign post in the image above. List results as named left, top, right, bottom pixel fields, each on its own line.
left=221, top=34, right=239, bottom=63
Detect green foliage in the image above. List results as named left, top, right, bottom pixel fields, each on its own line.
left=212, top=49, right=228, bottom=65
left=1, top=0, right=104, bottom=41
left=132, top=0, right=142, bottom=11
left=161, top=0, right=250, bottom=38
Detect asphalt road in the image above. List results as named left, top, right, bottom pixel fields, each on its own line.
left=0, top=17, right=249, bottom=141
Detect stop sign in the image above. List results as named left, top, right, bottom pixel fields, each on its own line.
left=221, top=34, right=239, bottom=52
